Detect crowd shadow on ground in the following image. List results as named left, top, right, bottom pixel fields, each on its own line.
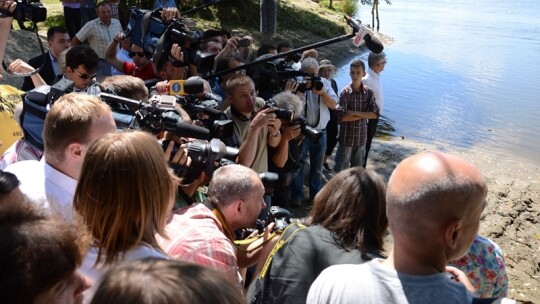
left=289, top=138, right=422, bottom=219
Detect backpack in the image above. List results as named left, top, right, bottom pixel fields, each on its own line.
left=126, top=7, right=168, bottom=54
left=20, top=79, right=100, bottom=151
left=246, top=222, right=307, bottom=304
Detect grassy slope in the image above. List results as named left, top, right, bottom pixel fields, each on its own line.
left=34, top=0, right=360, bottom=64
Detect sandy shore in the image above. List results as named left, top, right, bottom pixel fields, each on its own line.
left=362, top=138, right=540, bottom=302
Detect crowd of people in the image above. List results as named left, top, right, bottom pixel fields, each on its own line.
left=0, top=0, right=515, bottom=303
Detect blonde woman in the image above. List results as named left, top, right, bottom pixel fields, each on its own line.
left=74, top=131, right=178, bottom=301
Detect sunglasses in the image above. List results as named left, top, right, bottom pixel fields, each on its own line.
left=129, top=51, right=146, bottom=58
left=73, top=69, right=96, bottom=80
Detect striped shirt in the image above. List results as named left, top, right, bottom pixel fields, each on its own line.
left=75, top=18, right=123, bottom=58
left=337, top=82, right=378, bottom=147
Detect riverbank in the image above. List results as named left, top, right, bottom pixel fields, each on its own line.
left=354, top=138, right=540, bottom=302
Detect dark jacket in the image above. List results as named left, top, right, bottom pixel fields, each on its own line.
left=22, top=52, right=57, bottom=91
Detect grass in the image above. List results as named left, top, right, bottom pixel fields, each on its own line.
left=28, top=0, right=350, bottom=37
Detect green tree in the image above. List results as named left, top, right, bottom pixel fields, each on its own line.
left=360, top=0, right=392, bottom=32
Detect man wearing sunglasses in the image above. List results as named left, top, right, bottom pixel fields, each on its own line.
left=105, top=32, right=157, bottom=81
left=63, top=45, right=101, bottom=92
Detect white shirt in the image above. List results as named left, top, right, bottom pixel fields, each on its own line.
left=362, top=67, right=384, bottom=114
left=302, top=77, right=338, bottom=130
left=80, top=245, right=168, bottom=303
left=76, top=18, right=123, bottom=59
left=5, top=157, right=77, bottom=222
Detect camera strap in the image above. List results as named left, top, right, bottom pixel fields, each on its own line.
left=304, top=92, right=321, bottom=128
left=2, top=20, right=47, bottom=77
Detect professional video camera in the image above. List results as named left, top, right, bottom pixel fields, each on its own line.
left=12, top=0, right=46, bottom=23
left=167, top=78, right=234, bottom=140
left=163, top=137, right=238, bottom=184
left=251, top=57, right=306, bottom=97
left=102, top=90, right=239, bottom=184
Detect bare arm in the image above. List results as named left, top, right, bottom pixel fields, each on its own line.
left=71, top=36, right=82, bottom=46
left=104, top=32, right=125, bottom=72
left=313, top=88, right=337, bottom=109
left=340, top=110, right=378, bottom=122
left=8, top=59, right=47, bottom=87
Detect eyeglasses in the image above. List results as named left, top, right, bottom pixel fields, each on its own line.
left=73, top=69, right=96, bottom=80
left=129, top=51, right=146, bottom=58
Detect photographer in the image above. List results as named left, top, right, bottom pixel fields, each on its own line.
left=290, top=57, right=337, bottom=207
left=268, top=89, right=303, bottom=209
left=153, top=43, right=187, bottom=81
left=157, top=164, right=277, bottom=292
left=105, top=32, right=157, bottom=81
left=224, top=74, right=281, bottom=174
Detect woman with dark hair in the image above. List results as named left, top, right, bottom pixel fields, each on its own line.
left=250, top=167, right=388, bottom=303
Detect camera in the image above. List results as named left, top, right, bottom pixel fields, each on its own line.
left=291, top=116, right=322, bottom=143
left=296, top=75, right=324, bottom=93
left=12, top=0, right=47, bottom=23
left=164, top=138, right=238, bottom=184
left=255, top=206, right=291, bottom=233
left=262, top=98, right=294, bottom=123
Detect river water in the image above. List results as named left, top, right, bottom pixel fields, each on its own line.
left=330, top=0, right=540, bottom=165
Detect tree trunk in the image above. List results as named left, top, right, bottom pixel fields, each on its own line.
left=260, top=0, right=277, bottom=37
left=371, top=1, right=375, bottom=30
left=375, top=0, right=380, bottom=31
left=329, top=0, right=333, bottom=9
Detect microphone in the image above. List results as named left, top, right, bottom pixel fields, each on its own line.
left=344, top=15, right=384, bottom=54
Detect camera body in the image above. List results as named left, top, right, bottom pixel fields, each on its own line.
left=263, top=98, right=294, bottom=123
left=291, top=116, right=322, bottom=143
left=12, top=0, right=47, bottom=22
left=296, top=75, right=324, bottom=93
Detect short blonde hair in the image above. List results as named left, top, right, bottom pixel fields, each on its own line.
left=43, top=93, right=111, bottom=163
left=74, top=131, right=179, bottom=265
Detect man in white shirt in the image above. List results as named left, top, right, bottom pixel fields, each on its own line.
left=72, top=1, right=123, bottom=81
left=362, top=51, right=386, bottom=168
left=5, top=93, right=116, bottom=222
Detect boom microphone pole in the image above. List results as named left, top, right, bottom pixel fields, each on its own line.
left=203, top=15, right=384, bottom=80
left=204, top=32, right=355, bottom=80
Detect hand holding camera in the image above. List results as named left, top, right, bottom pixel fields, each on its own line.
left=250, top=107, right=277, bottom=130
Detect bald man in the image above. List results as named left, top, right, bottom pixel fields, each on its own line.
left=308, top=152, right=488, bottom=304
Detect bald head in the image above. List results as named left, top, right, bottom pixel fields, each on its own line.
left=387, top=152, right=487, bottom=238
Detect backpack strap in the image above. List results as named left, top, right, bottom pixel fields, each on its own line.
left=258, top=222, right=307, bottom=279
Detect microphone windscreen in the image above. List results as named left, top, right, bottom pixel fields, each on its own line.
left=363, top=34, right=384, bottom=54
left=174, top=122, right=210, bottom=140
left=184, top=78, right=205, bottom=95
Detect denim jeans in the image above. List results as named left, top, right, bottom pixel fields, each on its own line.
left=291, top=131, right=327, bottom=202
left=334, top=143, right=366, bottom=172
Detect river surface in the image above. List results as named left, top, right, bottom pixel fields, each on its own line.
left=331, top=0, right=540, bottom=165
